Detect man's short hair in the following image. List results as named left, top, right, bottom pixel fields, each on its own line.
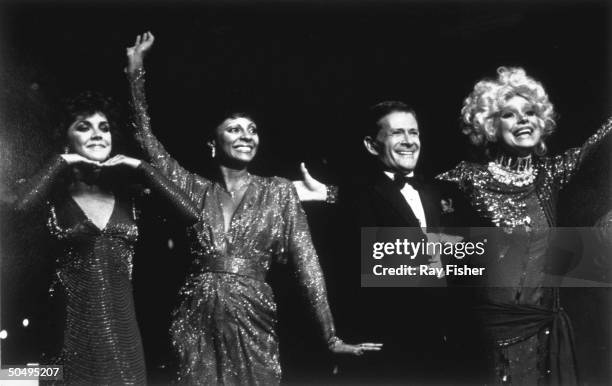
left=364, top=101, right=417, bottom=138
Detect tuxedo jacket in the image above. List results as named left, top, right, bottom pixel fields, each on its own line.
left=352, top=170, right=476, bottom=229
left=356, top=171, right=440, bottom=224
left=325, top=170, right=478, bottom=382
left=328, top=171, right=486, bottom=384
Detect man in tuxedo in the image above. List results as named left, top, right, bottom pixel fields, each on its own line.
left=349, top=101, right=449, bottom=382
left=296, top=101, right=471, bottom=383
left=358, top=101, right=437, bottom=228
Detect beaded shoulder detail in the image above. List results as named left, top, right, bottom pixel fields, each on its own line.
left=437, top=161, right=483, bottom=187
left=437, top=161, right=536, bottom=228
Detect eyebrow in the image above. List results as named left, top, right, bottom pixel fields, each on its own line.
left=389, top=127, right=419, bottom=131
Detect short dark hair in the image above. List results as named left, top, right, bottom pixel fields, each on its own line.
left=364, top=101, right=417, bottom=138
left=205, top=111, right=257, bottom=142
left=54, top=91, right=123, bottom=153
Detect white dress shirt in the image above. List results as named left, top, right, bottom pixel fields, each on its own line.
left=384, top=171, right=427, bottom=227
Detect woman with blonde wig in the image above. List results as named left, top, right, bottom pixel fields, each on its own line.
left=437, top=66, right=611, bottom=385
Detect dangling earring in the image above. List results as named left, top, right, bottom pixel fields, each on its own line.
left=535, top=141, right=547, bottom=156
left=209, top=143, right=216, bottom=158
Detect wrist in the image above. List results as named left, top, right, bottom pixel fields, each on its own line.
left=60, top=153, right=78, bottom=165
left=327, top=336, right=343, bottom=350
left=56, top=154, right=70, bottom=167
left=127, top=65, right=145, bottom=79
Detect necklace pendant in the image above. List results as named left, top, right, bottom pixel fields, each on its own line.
left=487, top=160, right=536, bottom=187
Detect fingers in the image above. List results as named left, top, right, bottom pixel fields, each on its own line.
left=102, top=155, right=124, bottom=166
left=358, top=343, right=383, bottom=347
left=145, top=31, right=155, bottom=43
left=359, top=345, right=383, bottom=351
left=132, top=33, right=144, bottom=48
left=358, top=343, right=383, bottom=351
left=129, top=31, right=155, bottom=52
left=300, top=162, right=313, bottom=181
left=101, top=155, right=141, bottom=169
left=61, top=153, right=100, bottom=166
left=333, top=342, right=382, bottom=356
left=83, top=158, right=102, bottom=166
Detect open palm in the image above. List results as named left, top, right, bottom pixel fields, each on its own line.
left=126, top=31, right=155, bottom=72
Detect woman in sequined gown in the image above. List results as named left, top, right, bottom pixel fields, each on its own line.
left=126, top=32, right=379, bottom=385
left=13, top=92, right=200, bottom=385
left=434, top=67, right=612, bottom=385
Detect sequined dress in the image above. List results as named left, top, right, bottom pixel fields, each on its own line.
left=14, top=158, right=199, bottom=385
left=129, top=68, right=336, bottom=385
left=437, top=118, right=612, bottom=385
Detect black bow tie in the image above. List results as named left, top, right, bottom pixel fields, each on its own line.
left=393, top=173, right=422, bottom=190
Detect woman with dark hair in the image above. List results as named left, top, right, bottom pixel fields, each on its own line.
left=126, top=32, right=380, bottom=385
left=13, top=91, right=200, bottom=385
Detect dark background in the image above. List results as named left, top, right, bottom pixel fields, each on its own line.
left=1, top=0, right=610, bottom=384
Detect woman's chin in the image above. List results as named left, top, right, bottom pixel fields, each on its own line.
left=218, top=156, right=253, bottom=169
left=500, top=143, right=536, bottom=157
left=79, top=152, right=109, bottom=163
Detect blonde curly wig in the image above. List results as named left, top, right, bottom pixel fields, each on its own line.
left=461, top=67, right=556, bottom=150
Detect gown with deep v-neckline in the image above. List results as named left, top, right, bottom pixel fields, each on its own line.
left=13, top=157, right=199, bottom=385
left=49, top=189, right=144, bottom=385
left=129, top=67, right=337, bottom=385
left=70, top=193, right=116, bottom=231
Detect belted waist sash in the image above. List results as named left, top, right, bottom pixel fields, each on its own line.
left=199, top=256, right=268, bottom=282
left=475, top=301, right=578, bottom=385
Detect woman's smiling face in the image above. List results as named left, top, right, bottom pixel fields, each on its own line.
left=497, top=95, right=543, bottom=156
left=214, top=116, right=259, bottom=165
left=66, top=112, right=112, bottom=162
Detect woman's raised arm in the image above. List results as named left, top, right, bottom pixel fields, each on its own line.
left=126, top=32, right=205, bottom=205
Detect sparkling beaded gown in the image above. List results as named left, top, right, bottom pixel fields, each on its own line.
left=437, top=118, right=612, bottom=385
left=14, top=158, right=199, bottom=385
left=129, top=68, right=336, bottom=385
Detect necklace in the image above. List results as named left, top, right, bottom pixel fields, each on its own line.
left=222, top=174, right=252, bottom=200
left=487, top=154, right=536, bottom=187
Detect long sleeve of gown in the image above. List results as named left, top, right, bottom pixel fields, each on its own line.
left=137, top=162, right=200, bottom=224
left=282, top=182, right=336, bottom=342
left=13, top=155, right=68, bottom=211
left=550, top=116, right=612, bottom=186
left=128, top=67, right=205, bottom=205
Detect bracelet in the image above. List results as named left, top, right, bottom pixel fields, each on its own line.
left=325, top=185, right=339, bottom=204
left=126, top=66, right=146, bottom=80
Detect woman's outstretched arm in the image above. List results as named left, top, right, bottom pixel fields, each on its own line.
left=551, top=117, right=612, bottom=186
left=280, top=180, right=382, bottom=356
left=103, top=154, right=200, bottom=224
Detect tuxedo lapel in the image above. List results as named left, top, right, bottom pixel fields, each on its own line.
left=419, top=182, right=440, bottom=229
left=372, top=173, right=421, bottom=226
